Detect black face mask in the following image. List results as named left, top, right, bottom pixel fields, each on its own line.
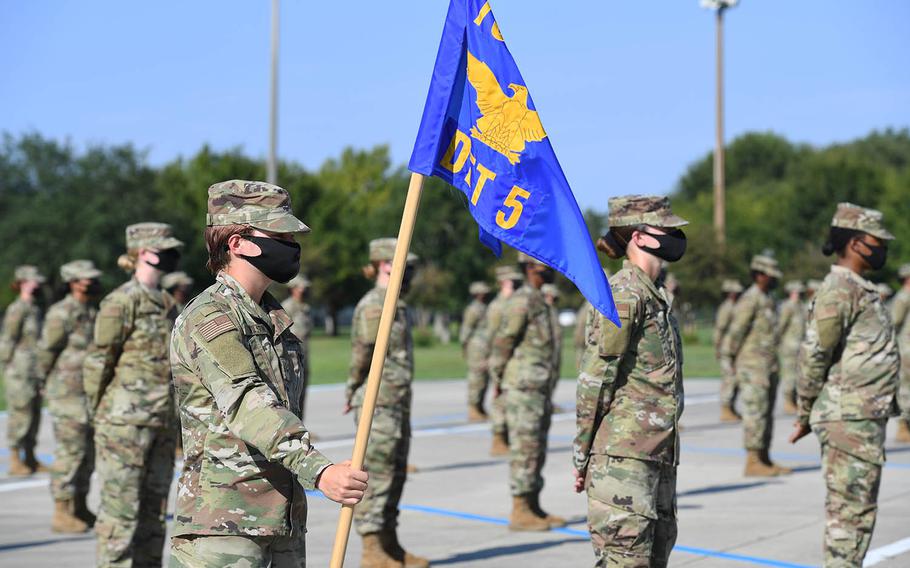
left=540, top=268, right=556, bottom=284
left=86, top=280, right=104, bottom=297
left=640, top=229, right=687, bottom=263
left=857, top=241, right=887, bottom=271
left=150, top=248, right=181, bottom=273
left=401, top=266, right=417, bottom=295
left=768, top=278, right=780, bottom=291
left=240, top=235, right=301, bottom=284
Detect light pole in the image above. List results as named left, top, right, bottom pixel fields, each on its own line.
left=701, top=0, right=738, bottom=248
left=267, top=0, right=279, bottom=185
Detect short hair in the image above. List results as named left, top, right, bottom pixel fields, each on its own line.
left=204, top=224, right=253, bottom=274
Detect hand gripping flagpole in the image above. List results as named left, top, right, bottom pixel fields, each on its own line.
left=329, top=172, right=425, bottom=568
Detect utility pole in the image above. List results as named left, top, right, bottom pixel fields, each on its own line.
left=701, top=0, right=738, bottom=248
left=267, top=0, right=279, bottom=185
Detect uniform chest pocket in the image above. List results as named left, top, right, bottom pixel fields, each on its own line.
left=134, top=308, right=171, bottom=359
left=246, top=329, right=290, bottom=407
left=635, top=308, right=670, bottom=374
left=852, top=297, right=892, bottom=348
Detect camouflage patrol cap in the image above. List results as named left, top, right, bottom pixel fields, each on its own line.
left=898, top=264, right=910, bottom=280
left=607, top=195, right=688, bottom=229
left=806, top=279, right=823, bottom=292
left=126, top=222, right=184, bottom=250
left=494, top=265, right=523, bottom=281
left=60, top=260, right=101, bottom=283
left=721, top=279, right=743, bottom=293
left=784, top=280, right=805, bottom=294
left=750, top=254, right=782, bottom=278
left=469, top=281, right=491, bottom=295
left=207, top=180, right=310, bottom=234
left=831, top=202, right=894, bottom=240
left=541, top=284, right=561, bottom=298
left=287, top=274, right=311, bottom=289
left=516, top=251, right=549, bottom=267
left=877, top=283, right=893, bottom=298
left=369, top=238, right=418, bottom=264
left=14, top=265, right=46, bottom=283
left=161, top=271, right=194, bottom=290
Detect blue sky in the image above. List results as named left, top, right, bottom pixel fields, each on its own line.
left=2, top=1, right=908, bottom=210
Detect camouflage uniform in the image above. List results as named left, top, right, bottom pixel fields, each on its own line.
left=714, top=279, right=742, bottom=410
left=777, top=281, right=806, bottom=408
left=1, top=265, right=46, bottom=468
left=461, top=281, right=491, bottom=415
left=892, top=264, right=910, bottom=428
left=487, top=266, right=523, bottom=442
left=488, top=253, right=555, bottom=509
left=574, top=301, right=592, bottom=371
left=282, top=274, right=313, bottom=419
left=346, top=238, right=417, bottom=537
left=37, top=261, right=101, bottom=506
left=575, top=196, right=687, bottom=568
left=83, top=223, right=183, bottom=568
left=720, top=255, right=782, bottom=457
left=542, top=283, right=563, bottom=396
left=169, top=180, right=330, bottom=568
left=798, top=204, right=899, bottom=568
left=161, top=271, right=194, bottom=314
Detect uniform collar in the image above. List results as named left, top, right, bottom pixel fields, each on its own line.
left=623, top=260, right=665, bottom=305
left=830, top=264, right=879, bottom=294
left=217, top=272, right=293, bottom=339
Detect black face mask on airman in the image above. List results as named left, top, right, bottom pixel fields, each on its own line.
left=241, top=236, right=301, bottom=284
left=640, top=229, right=687, bottom=263
left=855, top=240, right=887, bottom=271
left=150, top=248, right=181, bottom=274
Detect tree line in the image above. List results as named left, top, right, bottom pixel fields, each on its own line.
left=2, top=128, right=908, bottom=325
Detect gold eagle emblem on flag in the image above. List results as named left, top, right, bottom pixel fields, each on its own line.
left=467, top=51, right=547, bottom=165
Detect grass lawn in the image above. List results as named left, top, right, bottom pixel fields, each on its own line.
left=0, top=327, right=720, bottom=411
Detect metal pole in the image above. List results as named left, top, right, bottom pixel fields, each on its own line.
left=713, top=6, right=726, bottom=248
left=267, top=0, right=279, bottom=184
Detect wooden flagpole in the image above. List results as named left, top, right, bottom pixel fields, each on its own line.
left=329, top=172, right=425, bottom=568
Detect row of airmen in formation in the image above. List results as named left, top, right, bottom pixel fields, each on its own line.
left=1, top=179, right=906, bottom=568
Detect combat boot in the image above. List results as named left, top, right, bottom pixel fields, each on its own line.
left=51, top=500, right=90, bottom=533
left=361, top=533, right=403, bottom=568
left=73, top=492, right=96, bottom=527
left=467, top=405, right=488, bottom=423
left=7, top=447, right=32, bottom=477
left=509, top=495, right=550, bottom=531
left=490, top=432, right=509, bottom=457
left=760, top=448, right=792, bottom=475
left=529, top=492, right=566, bottom=528
left=896, top=419, right=910, bottom=443
left=743, top=450, right=779, bottom=477
left=381, top=527, right=430, bottom=568
left=24, top=447, right=49, bottom=473
left=719, top=404, right=741, bottom=423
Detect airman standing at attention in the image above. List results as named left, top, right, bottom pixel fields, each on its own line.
left=790, top=203, right=899, bottom=568
left=489, top=252, right=565, bottom=532
left=721, top=254, right=792, bottom=477
left=574, top=269, right=610, bottom=372
left=574, top=195, right=688, bottom=568
left=282, top=274, right=313, bottom=419
left=83, top=222, right=183, bottom=567
left=778, top=281, right=806, bottom=415
left=542, top=283, right=563, bottom=404
left=37, top=260, right=103, bottom=533
left=169, top=181, right=366, bottom=568
left=161, top=271, right=194, bottom=314
left=487, top=265, right=523, bottom=456
left=461, top=281, right=492, bottom=422
left=715, top=279, right=743, bottom=422
left=892, top=264, right=910, bottom=443
left=346, top=238, right=428, bottom=568
left=1, top=265, right=48, bottom=476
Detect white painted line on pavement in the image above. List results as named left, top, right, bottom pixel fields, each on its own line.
left=864, top=536, right=910, bottom=566
left=0, top=478, right=49, bottom=493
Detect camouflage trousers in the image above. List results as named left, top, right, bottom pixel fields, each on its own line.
left=4, top=364, right=42, bottom=450
left=778, top=350, right=799, bottom=404
left=504, top=389, right=552, bottom=496
left=49, top=405, right=94, bottom=501
left=718, top=358, right=738, bottom=407
left=94, top=422, right=175, bottom=568
left=170, top=534, right=306, bottom=568
left=466, top=345, right=490, bottom=409
left=491, top=389, right=508, bottom=436
left=585, top=455, right=677, bottom=568
left=739, top=367, right=778, bottom=450
left=814, top=419, right=885, bottom=568
left=899, top=343, right=910, bottom=422
left=353, top=405, right=410, bottom=535
left=300, top=346, right=311, bottom=421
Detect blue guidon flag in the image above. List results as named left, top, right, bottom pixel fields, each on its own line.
left=409, top=0, right=619, bottom=326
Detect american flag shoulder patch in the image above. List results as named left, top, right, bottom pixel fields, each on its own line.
left=197, top=314, right=236, bottom=342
